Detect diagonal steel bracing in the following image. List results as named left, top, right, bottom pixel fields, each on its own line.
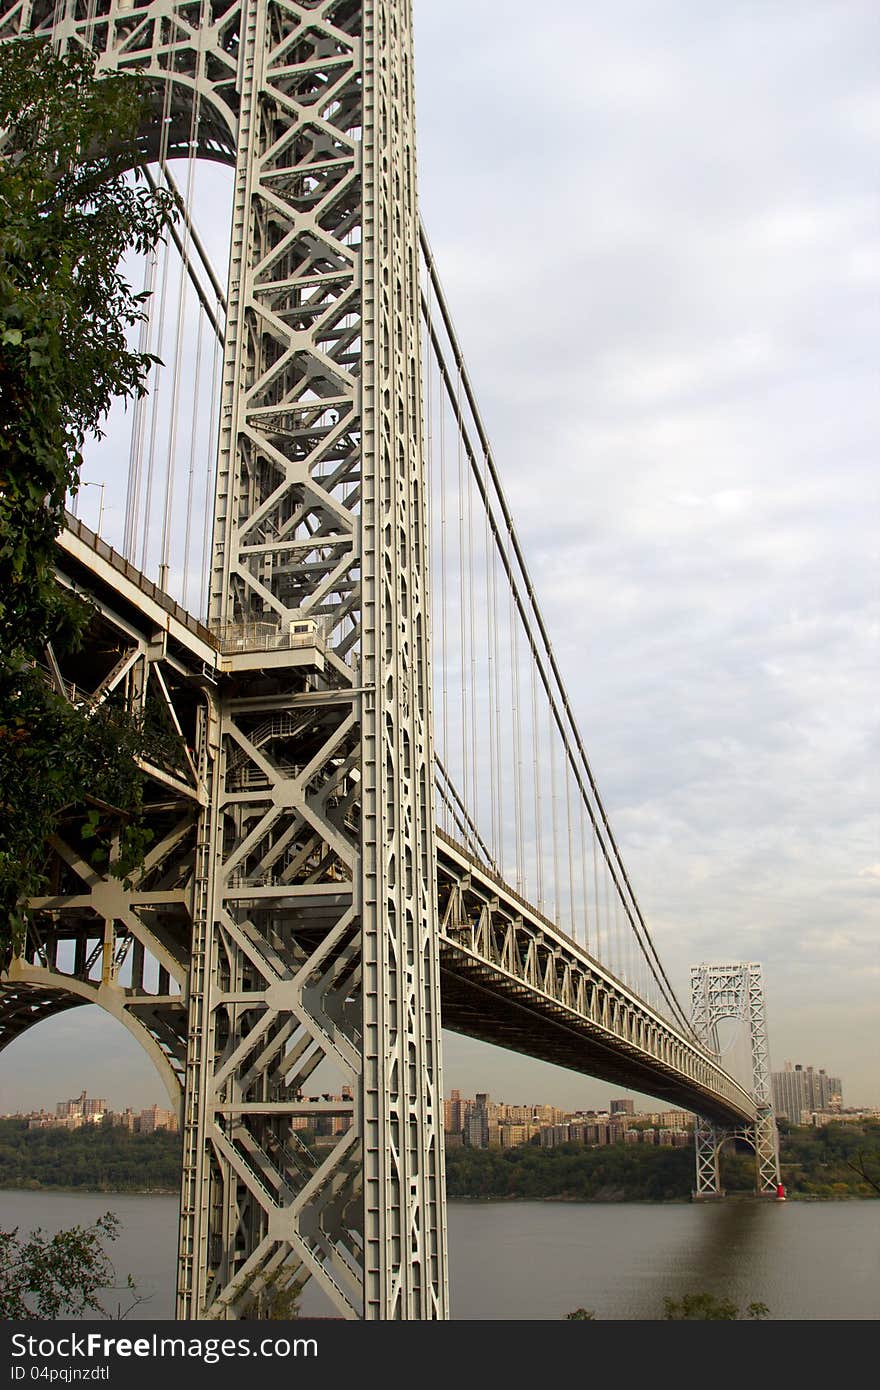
left=690, top=962, right=781, bottom=1197
left=2, top=0, right=447, bottom=1320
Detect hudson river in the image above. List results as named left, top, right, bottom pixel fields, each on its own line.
left=1, top=1190, right=877, bottom=1320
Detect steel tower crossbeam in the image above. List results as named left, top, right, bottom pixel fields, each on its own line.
left=1, top=0, right=447, bottom=1320
left=690, top=962, right=781, bottom=1197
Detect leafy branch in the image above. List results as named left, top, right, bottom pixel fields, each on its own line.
left=0, top=1212, right=145, bottom=1320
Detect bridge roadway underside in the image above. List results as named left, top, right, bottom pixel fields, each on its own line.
left=39, top=521, right=754, bottom=1132
left=439, top=960, right=738, bottom=1127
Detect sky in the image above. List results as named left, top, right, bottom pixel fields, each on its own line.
left=1, top=0, right=877, bottom=1117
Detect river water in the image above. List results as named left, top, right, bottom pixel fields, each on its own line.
left=1, top=1190, right=877, bottom=1320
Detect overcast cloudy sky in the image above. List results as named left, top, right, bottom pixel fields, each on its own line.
left=1, top=1, right=876, bottom=1117
left=415, top=0, right=878, bottom=1107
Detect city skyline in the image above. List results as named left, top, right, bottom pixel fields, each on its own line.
left=0, top=1022, right=872, bottom=1119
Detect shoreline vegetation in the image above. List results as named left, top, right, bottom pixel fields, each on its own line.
left=0, top=1118, right=877, bottom=1200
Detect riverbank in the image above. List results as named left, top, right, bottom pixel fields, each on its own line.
left=2, top=1117, right=877, bottom=1200
left=0, top=1181, right=872, bottom=1201
left=444, top=1121, right=880, bottom=1201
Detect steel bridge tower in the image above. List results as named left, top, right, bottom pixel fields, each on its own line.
left=1, top=0, right=789, bottom=1321
left=1, top=0, right=447, bottom=1319
left=690, top=962, right=781, bottom=1198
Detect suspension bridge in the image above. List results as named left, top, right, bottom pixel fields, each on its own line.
left=0, top=0, right=781, bottom=1319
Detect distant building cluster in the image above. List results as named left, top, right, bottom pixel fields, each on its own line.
left=444, top=1090, right=693, bottom=1151
left=289, top=1086, right=354, bottom=1148
left=771, top=1063, right=843, bottom=1124
left=7, top=1090, right=178, bottom=1135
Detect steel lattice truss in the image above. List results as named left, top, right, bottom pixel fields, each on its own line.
left=690, top=963, right=781, bottom=1197
left=0, top=520, right=208, bottom=1111
left=2, top=0, right=446, bottom=1320
left=0, top=0, right=782, bottom=1322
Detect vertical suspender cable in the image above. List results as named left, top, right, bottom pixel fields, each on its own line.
left=123, top=246, right=156, bottom=562
left=490, top=535, right=503, bottom=863
left=456, top=365, right=468, bottom=835
left=467, top=420, right=479, bottom=844
left=484, top=456, right=498, bottom=865
left=531, top=656, right=544, bottom=914
left=510, top=554, right=524, bottom=893
left=424, top=275, right=435, bottom=818
left=200, top=304, right=222, bottom=619
left=549, top=707, right=560, bottom=924
left=182, top=309, right=205, bottom=610
left=159, top=92, right=202, bottom=595
left=139, top=81, right=174, bottom=574
left=580, top=798, right=590, bottom=953
left=593, top=824, right=601, bottom=962
left=439, top=361, right=448, bottom=830
left=565, top=751, right=575, bottom=943
left=420, top=233, right=695, bottom=1034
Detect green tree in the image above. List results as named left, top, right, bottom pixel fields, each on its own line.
left=0, top=1212, right=140, bottom=1319
left=0, top=38, right=177, bottom=955
left=564, top=1294, right=770, bottom=1320
left=230, top=1263, right=303, bottom=1320
left=662, top=1293, right=770, bottom=1321
left=845, top=1149, right=880, bottom=1195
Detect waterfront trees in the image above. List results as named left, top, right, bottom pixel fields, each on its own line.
left=2, top=1116, right=877, bottom=1199
left=445, top=1122, right=880, bottom=1201
left=0, top=1118, right=180, bottom=1192
left=662, top=1293, right=770, bottom=1320
left=0, top=40, right=177, bottom=957
left=0, top=1211, right=136, bottom=1318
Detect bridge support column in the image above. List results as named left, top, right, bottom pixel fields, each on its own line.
left=3, top=0, right=448, bottom=1319
left=693, top=1117, right=723, bottom=1198
left=690, top=963, right=782, bottom=1198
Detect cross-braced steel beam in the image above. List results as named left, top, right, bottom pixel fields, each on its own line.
left=1, top=0, right=447, bottom=1320
left=690, top=962, right=781, bottom=1197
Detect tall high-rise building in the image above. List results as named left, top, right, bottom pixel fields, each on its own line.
left=772, top=1063, right=843, bottom=1122
left=464, top=1093, right=490, bottom=1148
left=610, top=1098, right=635, bottom=1115
left=444, top=1089, right=465, bottom=1135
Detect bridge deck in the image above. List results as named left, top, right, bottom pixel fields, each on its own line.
left=40, top=520, right=756, bottom=1129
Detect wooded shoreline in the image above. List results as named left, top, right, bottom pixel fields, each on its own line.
left=1, top=1117, right=877, bottom=1200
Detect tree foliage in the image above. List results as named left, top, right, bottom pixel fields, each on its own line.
left=662, top=1293, right=769, bottom=1320
left=0, top=1211, right=136, bottom=1319
left=0, top=1118, right=181, bottom=1192
left=563, top=1294, right=771, bottom=1320
left=445, top=1122, right=880, bottom=1202
left=778, top=1120, right=880, bottom=1198
left=0, top=39, right=177, bottom=953
left=445, top=1140, right=695, bottom=1202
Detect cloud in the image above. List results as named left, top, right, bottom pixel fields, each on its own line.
left=415, top=0, right=880, bottom=1106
